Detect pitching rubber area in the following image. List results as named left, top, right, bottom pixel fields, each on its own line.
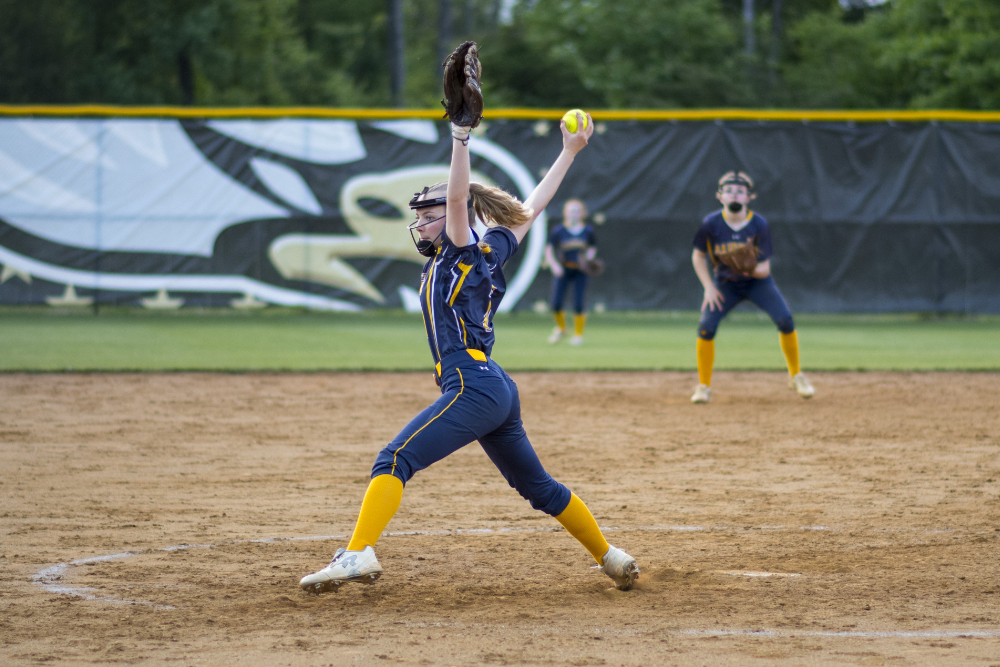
left=2, top=371, right=999, bottom=666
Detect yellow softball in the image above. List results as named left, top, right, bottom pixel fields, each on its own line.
left=562, top=109, right=589, bottom=134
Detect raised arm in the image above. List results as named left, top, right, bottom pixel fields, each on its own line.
left=446, top=125, right=472, bottom=247
left=515, top=113, right=594, bottom=244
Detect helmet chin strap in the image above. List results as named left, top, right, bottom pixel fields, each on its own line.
left=415, top=234, right=440, bottom=257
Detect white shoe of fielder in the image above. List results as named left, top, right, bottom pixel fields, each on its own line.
left=789, top=372, right=815, bottom=399
left=599, top=545, right=640, bottom=590
left=691, top=384, right=712, bottom=404
left=548, top=327, right=565, bottom=344
left=299, top=546, right=383, bottom=594
left=569, top=335, right=584, bottom=346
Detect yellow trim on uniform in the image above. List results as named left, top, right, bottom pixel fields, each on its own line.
left=391, top=368, right=464, bottom=477
left=449, top=262, right=473, bottom=306
left=434, top=348, right=487, bottom=378
left=721, top=210, right=754, bottom=226
left=2, top=105, right=999, bottom=123
left=459, top=317, right=468, bottom=346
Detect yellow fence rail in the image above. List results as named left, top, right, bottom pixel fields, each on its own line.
left=1, top=105, right=999, bottom=122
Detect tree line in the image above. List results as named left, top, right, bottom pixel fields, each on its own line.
left=1, top=0, right=997, bottom=109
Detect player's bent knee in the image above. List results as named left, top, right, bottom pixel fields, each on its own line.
left=515, top=477, right=571, bottom=516
left=776, top=318, right=795, bottom=334
left=371, top=448, right=414, bottom=485
left=697, top=329, right=717, bottom=341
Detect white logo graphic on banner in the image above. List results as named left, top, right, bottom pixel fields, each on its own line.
left=0, top=118, right=545, bottom=311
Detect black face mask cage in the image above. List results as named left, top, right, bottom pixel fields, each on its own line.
left=408, top=187, right=448, bottom=257
left=408, top=214, right=446, bottom=257
left=408, top=186, right=477, bottom=256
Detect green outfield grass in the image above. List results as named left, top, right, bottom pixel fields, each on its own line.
left=1, top=308, right=998, bottom=372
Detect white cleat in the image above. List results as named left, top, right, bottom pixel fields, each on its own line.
left=599, top=545, right=639, bottom=591
left=299, top=546, right=383, bottom=595
left=691, top=384, right=712, bottom=404
left=569, top=335, right=584, bottom=346
left=789, top=372, right=815, bottom=399
left=548, top=327, right=565, bottom=344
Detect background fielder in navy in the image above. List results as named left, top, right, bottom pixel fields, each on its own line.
left=545, top=199, right=597, bottom=345
left=690, top=171, right=815, bottom=404
left=300, top=105, right=639, bottom=594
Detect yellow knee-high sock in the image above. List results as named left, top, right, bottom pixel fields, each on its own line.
left=555, top=493, right=610, bottom=564
left=346, top=474, right=404, bottom=551
left=553, top=311, right=566, bottom=331
left=779, top=330, right=801, bottom=377
left=573, top=314, right=587, bottom=336
left=696, top=338, right=714, bottom=386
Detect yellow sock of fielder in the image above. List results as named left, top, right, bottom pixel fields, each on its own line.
left=779, top=330, right=801, bottom=377
left=696, top=338, right=714, bottom=386
left=346, top=474, right=403, bottom=551
left=553, top=311, right=566, bottom=331
left=573, top=314, right=587, bottom=336
left=555, top=493, right=610, bottom=564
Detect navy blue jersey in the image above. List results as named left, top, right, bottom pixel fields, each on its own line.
left=692, top=210, right=773, bottom=282
left=419, top=226, right=518, bottom=367
left=548, top=224, right=596, bottom=268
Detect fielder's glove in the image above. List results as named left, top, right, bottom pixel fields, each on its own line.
left=713, top=239, right=758, bottom=276
left=580, top=257, right=605, bottom=277
left=441, top=41, right=483, bottom=135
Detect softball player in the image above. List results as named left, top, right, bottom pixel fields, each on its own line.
left=545, top=199, right=597, bottom=345
left=690, top=171, right=815, bottom=403
left=300, top=113, right=639, bottom=593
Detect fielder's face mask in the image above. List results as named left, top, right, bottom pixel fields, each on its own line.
left=408, top=187, right=448, bottom=257
left=718, top=171, right=754, bottom=214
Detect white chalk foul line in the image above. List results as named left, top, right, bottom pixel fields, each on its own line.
left=31, top=523, right=984, bottom=608
left=378, top=620, right=1000, bottom=641
left=32, top=552, right=176, bottom=610
left=678, top=629, right=1000, bottom=639
left=715, top=571, right=801, bottom=578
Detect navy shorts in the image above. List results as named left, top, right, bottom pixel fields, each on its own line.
left=371, top=350, right=572, bottom=516
left=697, top=276, right=795, bottom=340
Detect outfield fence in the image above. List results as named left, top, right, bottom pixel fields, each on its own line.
left=1, top=107, right=998, bottom=313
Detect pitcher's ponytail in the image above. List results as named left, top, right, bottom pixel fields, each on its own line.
left=469, top=183, right=531, bottom=229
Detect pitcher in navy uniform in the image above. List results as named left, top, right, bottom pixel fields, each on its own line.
left=300, top=110, right=639, bottom=594
left=690, top=171, right=815, bottom=404
left=545, top=199, right=597, bottom=345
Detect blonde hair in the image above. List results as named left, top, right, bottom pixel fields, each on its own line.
left=470, top=183, right=531, bottom=229
left=418, top=182, right=531, bottom=230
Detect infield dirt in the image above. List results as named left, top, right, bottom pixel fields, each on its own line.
left=2, top=371, right=999, bottom=666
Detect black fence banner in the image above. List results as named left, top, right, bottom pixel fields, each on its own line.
left=1, top=115, right=998, bottom=313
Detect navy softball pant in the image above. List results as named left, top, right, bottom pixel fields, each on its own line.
left=371, top=350, right=572, bottom=517
left=551, top=267, right=589, bottom=314
left=697, top=276, right=795, bottom=340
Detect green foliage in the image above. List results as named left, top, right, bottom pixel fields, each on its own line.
left=1, top=0, right=998, bottom=109
left=784, top=0, right=1000, bottom=109
left=0, top=0, right=332, bottom=105
left=488, top=0, right=749, bottom=108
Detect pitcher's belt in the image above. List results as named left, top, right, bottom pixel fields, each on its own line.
left=435, top=348, right=488, bottom=377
